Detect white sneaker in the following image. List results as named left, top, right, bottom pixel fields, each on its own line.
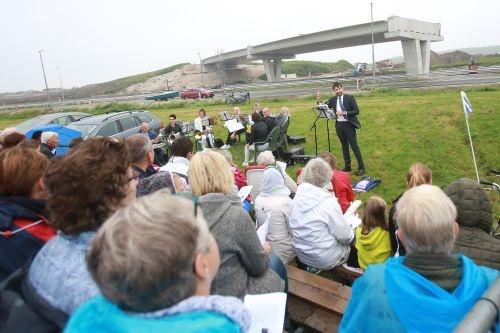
left=242, top=161, right=249, bottom=167
left=221, top=144, right=229, bottom=150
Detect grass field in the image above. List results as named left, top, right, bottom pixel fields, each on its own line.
left=1, top=86, right=499, bottom=219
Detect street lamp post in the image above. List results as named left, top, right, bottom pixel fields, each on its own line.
left=38, top=50, right=52, bottom=107
left=370, top=3, right=376, bottom=89
left=198, top=52, right=205, bottom=88
left=56, top=66, right=65, bottom=101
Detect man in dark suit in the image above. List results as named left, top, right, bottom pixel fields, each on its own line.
left=327, top=82, right=365, bottom=176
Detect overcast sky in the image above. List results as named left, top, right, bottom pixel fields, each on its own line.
left=1, top=0, right=498, bottom=92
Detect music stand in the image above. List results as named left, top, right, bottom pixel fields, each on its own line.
left=310, top=104, right=336, bottom=155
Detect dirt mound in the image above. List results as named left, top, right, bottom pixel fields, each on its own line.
left=430, top=50, right=472, bottom=65
left=124, top=63, right=265, bottom=94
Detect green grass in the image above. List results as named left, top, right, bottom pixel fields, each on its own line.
left=259, top=60, right=354, bottom=80
left=2, top=87, right=499, bottom=219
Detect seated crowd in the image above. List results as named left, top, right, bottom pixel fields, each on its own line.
left=0, top=110, right=498, bottom=332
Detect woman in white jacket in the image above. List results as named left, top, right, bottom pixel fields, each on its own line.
left=255, top=166, right=295, bottom=264
left=289, top=158, right=353, bottom=269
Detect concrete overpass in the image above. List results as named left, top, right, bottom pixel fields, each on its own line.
left=203, top=16, right=443, bottom=81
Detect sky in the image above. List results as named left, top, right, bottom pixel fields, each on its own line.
left=0, top=0, right=499, bottom=92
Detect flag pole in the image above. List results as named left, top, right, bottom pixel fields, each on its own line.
left=461, top=91, right=480, bottom=183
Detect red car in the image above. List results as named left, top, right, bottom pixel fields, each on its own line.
left=180, top=88, right=214, bottom=99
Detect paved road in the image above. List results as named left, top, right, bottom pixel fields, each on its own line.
left=2, top=66, right=500, bottom=111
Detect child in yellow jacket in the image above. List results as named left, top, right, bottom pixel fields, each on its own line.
left=355, top=196, right=391, bottom=270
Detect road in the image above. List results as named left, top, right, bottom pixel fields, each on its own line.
left=2, top=66, right=500, bottom=111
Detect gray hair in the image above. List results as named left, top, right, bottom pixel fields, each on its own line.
left=125, top=134, right=152, bottom=164
left=302, top=158, right=332, bottom=188
left=87, top=189, right=212, bottom=312
left=256, top=150, right=275, bottom=166
left=395, top=184, right=457, bottom=254
left=216, top=149, right=234, bottom=166
left=40, top=131, right=58, bottom=144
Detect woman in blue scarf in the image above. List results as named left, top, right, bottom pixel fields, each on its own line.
left=340, top=185, right=499, bottom=333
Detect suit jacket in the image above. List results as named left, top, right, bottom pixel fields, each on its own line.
left=327, top=94, right=361, bottom=129
left=39, top=143, right=55, bottom=159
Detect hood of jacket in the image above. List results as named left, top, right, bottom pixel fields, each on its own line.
left=355, top=226, right=388, bottom=251
left=444, top=178, right=493, bottom=233
left=0, top=197, right=46, bottom=230
left=64, top=295, right=250, bottom=333
left=385, top=255, right=499, bottom=332
left=292, top=183, right=332, bottom=214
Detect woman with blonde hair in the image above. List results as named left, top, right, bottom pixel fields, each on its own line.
left=389, top=163, right=432, bottom=256
left=189, top=150, right=284, bottom=298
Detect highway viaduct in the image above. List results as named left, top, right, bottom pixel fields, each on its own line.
left=202, top=16, right=443, bottom=82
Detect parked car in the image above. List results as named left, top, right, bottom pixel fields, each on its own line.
left=15, top=112, right=89, bottom=134
left=145, top=90, right=180, bottom=101
left=67, top=111, right=162, bottom=139
left=180, top=88, right=214, bottom=99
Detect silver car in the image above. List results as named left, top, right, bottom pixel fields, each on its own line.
left=15, top=112, right=89, bottom=134
left=67, top=111, right=162, bottom=138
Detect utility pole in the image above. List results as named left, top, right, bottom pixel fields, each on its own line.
left=198, top=52, right=205, bottom=88
left=38, top=50, right=52, bottom=107
left=370, top=3, right=376, bottom=89
left=56, top=66, right=65, bottom=101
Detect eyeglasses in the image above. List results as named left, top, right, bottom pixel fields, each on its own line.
left=128, top=171, right=140, bottom=183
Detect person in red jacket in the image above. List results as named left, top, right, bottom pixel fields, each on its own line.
left=0, top=145, right=56, bottom=281
left=296, top=152, right=355, bottom=214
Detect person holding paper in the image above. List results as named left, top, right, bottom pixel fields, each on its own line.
left=221, top=107, right=249, bottom=150
left=326, top=81, right=365, bottom=176
left=65, top=190, right=251, bottom=333
left=289, top=158, right=354, bottom=270
left=255, top=167, right=295, bottom=264
left=189, top=151, right=284, bottom=298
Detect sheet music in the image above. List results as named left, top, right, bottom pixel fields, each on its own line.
left=256, top=213, right=270, bottom=245
left=316, top=104, right=336, bottom=119
left=225, top=118, right=244, bottom=132
left=244, top=292, right=287, bottom=333
left=344, top=200, right=362, bottom=229
left=238, top=185, right=253, bottom=202
left=346, top=215, right=362, bottom=230
left=344, top=200, right=362, bottom=218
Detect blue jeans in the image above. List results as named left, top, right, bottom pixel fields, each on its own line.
left=268, top=253, right=288, bottom=293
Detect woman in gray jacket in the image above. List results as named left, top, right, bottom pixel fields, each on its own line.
left=189, top=150, right=284, bottom=298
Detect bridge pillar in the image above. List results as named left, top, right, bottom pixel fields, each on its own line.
left=263, top=58, right=283, bottom=82
left=401, top=39, right=431, bottom=75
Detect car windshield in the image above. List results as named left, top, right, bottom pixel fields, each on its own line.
left=67, top=123, right=98, bottom=137
left=15, top=117, right=46, bottom=132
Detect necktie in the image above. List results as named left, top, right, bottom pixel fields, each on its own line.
left=339, top=95, right=346, bottom=111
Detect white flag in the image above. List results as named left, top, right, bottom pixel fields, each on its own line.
left=460, top=91, right=473, bottom=117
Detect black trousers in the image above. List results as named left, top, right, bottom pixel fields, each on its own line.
left=225, top=128, right=247, bottom=145
left=335, top=121, right=364, bottom=170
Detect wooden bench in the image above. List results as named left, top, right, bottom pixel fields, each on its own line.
left=287, top=265, right=352, bottom=332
